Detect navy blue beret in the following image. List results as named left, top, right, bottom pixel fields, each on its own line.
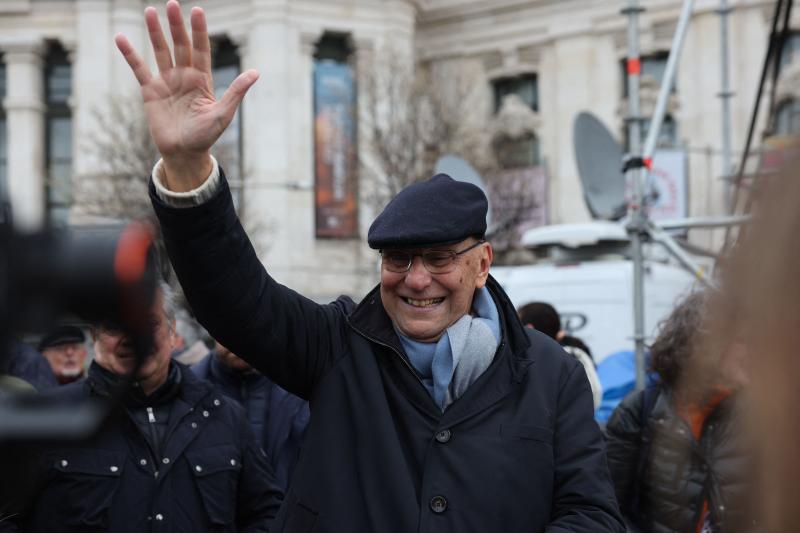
left=38, top=326, right=86, bottom=352
left=367, top=173, right=488, bottom=249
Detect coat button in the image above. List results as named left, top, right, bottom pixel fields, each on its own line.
left=140, top=459, right=147, bottom=466
left=195, top=465, right=203, bottom=472
left=110, top=466, right=119, bottom=473
left=191, top=422, right=198, bottom=429
left=430, top=495, right=447, bottom=513
left=213, top=398, right=221, bottom=406
left=60, top=460, right=68, bottom=468
left=202, top=410, right=210, bottom=418
left=435, top=429, right=452, bottom=443
left=162, top=457, right=170, bottom=465
left=230, top=459, right=237, bottom=466
left=155, top=513, right=164, bottom=521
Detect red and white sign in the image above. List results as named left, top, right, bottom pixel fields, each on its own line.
left=646, top=149, right=688, bottom=221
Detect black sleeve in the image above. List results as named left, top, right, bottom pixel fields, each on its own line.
left=150, top=171, right=352, bottom=400
left=604, top=389, right=646, bottom=514
left=236, top=416, right=285, bottom=533
left=545, top=359, right=626, bottom=532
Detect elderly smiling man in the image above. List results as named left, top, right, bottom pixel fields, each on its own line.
left=115, top=2, right=623, bottom=531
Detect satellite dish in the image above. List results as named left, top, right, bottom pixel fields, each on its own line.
left=573, top=112, right=627, bottom=220
left=435, top=154, right=493, bottom=230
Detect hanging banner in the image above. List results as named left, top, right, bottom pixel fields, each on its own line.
left=313, top=60, right=358, bottom=238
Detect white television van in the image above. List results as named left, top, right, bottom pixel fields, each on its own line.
left=490, top=222, right=701, bottom=364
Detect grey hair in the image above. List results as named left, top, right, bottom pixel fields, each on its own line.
left=158, top=281, right=177, bottom=324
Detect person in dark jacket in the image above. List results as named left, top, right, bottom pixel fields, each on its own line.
left=518, top=301, right=602, bottom=407
left=605, top=291, right=754, bottom=533
left=13, top=282, right=283, bottom=532
left=4, top=340, right=58, bottom=391
left=114, top=3, right=623, bottom=531
left=193, top=342, right=310, bottom=490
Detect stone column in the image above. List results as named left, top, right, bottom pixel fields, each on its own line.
left=73, top=0, right=112, bottom=179
left=112, top=0, right=147, bottom=92
left=239, top=1, right=294, bottom=269
left=3, top=40, right=46, bottom=230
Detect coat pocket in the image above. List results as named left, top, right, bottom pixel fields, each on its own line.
left=283, top=497, right=318, bottom=533
left=500, top=424, right=554, bottom=445
left=185, top=444, right=242, bottom=526
left=48, top=448, right=125, bottom=529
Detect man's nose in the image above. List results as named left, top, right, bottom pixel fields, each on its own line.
left=404, top=256, right=432, bottom=290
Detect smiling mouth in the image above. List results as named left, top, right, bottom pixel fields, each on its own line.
left=403, top=297, right=444, bottom=308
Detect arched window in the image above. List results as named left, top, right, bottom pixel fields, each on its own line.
left=621, top=51, right=676, bottom=97
left=779, top=32, right=800, bottom=73
left=493, top=132, right=540, bottom=169
left=775, top=99, right=800, bottom=136
left=492, top=74, right=538, bottom=114
left=625, top=114, right=678, bottom=151
left=44, top=41, right=72, bottom=226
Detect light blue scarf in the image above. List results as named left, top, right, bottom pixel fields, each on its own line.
left=397, top=287, right=501, bottom=411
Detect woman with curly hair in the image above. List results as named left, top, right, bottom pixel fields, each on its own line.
left=605, top=290, right=754, bottom=533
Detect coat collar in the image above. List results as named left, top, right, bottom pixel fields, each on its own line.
left=86, top=360, right=213, bottom=410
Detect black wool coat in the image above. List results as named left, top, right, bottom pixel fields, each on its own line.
left=151, top=173, right=625, bottom=533
left=20, top=362, right=283, bottom=533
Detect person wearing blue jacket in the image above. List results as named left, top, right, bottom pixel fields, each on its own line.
left=115, top=2, right=624, bottom=531
left=192, top=342, right=309, bottom=490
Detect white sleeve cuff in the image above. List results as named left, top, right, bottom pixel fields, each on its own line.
left=151, top=155, right=222, bottom=208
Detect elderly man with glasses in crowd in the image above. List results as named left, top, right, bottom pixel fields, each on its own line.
left=114, top=2, right=623, bottom=531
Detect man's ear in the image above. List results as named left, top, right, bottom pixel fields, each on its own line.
left=475, top=242, right=494, bottom=288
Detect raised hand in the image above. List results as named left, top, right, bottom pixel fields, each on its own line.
left=115, top=0, right=258, bottom=191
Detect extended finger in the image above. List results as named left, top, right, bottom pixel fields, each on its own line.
left=190, top=7, right=211, bottom=75
left=217, top=69, right=260, bottom=122
left=115, top=34, right=153, bottom=86
left=145, top=6, right=174, bottom=74
left=166, top=0, right=192, bottom=68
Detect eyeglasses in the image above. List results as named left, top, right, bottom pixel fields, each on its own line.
left=380, top=240, right=486, bottom=274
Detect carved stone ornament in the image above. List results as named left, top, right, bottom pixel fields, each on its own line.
left=490, top=93, right=541, bottom=141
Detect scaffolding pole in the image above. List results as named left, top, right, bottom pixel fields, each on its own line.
left=718, top=0, right=734, bottom=209
left=622, top=0, right=647, bottom=392
left=625, top=0, right=698, bottom=391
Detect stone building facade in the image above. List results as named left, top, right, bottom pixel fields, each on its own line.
left=0, top=0, right=794, bottom=301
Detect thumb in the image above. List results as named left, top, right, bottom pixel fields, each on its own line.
left=218, top=69, right=259, bottom=121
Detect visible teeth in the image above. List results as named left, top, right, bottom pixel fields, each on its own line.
left=405, top=297, right=443, bottom=307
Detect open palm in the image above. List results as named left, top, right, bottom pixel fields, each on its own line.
left=115, top=1, right=258, bottom=184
